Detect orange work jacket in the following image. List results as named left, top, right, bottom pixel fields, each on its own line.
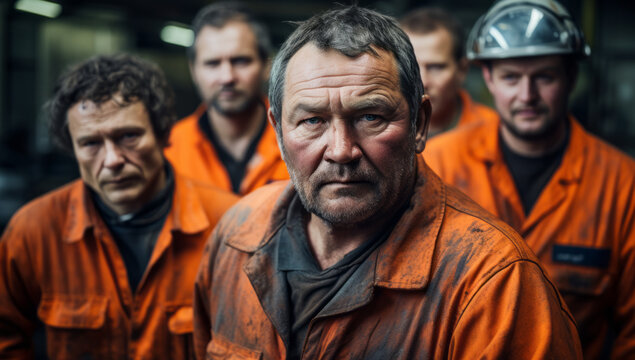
left=456, top=89, right=498, bottom=127
left=164, top=104, right=289, bottom=195
left=424, top=117, right=635, bottom=360
left=0, top=172, right=238, bottom=359
left=193, top=157, right=582, bottom=360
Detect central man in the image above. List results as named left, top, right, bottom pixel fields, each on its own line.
left=194, top=6, right=582, bottom=359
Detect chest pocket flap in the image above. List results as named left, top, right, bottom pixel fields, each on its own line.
left=38, top=296, right=108, bottom=329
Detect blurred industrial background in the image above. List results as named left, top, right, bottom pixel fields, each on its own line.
left=0, top=0, right=634, bottom=232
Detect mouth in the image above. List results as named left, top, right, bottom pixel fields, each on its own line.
left=102, top=176, right=138, bottom=187
left=513, top=107, right=544, bottom=118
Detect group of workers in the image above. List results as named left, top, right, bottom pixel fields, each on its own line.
left=0, top=0, right=633, bottom=359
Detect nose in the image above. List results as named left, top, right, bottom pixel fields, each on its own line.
left=518, top=76, right=538, bottom=103
left=324, top=120, right=362, bottom=164
left=218, top=61, right=236, bottom=84
left=103, top=140, right=125, bottom=169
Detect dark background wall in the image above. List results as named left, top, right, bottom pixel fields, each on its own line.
left=1, top=0, right=634, bottom=231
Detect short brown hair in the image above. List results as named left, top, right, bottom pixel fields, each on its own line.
left=400, top=7, right=465, bottom=63
left=46, top=54, right=176, bottom=152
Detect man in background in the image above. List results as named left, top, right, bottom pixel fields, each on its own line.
left=165, top=2, right=288, bottom=195
left=0, top=54, right=237, bottom=358
left=400, top=7, right=497, bottom=136
left=425, top=0, right=635, bottom=358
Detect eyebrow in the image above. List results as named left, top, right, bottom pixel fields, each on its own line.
left=347, top=97, right=396, bottom=111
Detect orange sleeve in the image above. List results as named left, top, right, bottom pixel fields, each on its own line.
left=0, top=216, right=39, bottom=359
left=611, top=177, right=635, bottom=359
left=450, top=260, right=582, bottom=359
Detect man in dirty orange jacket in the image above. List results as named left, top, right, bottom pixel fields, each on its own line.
left=164, top=2, right=288, bottom=195
left=0, top=54, right=238, bottom=359
left=424, top=0, right=635, bottom=359
left=400, top=7, right=498, bottom=137
left=193, top=6, right=583, bottom=359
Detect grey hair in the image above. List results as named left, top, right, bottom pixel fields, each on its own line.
left=269, top=5, right=424, bottom=131
left=187, top=1, right=272, bottom=63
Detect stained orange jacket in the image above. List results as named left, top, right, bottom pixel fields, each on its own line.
left=424, top=117, right=635, bottom=360
left=456, top=89, right=498, bottom=127
left=164, top=105, right=289, bottom=195
left=193, top=157, right=582, bottom=359
left=0, top=172, right=238, bottom=359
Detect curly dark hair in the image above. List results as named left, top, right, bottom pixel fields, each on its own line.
left=46, top=54, right=176, bottom=152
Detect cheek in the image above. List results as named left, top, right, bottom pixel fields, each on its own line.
left=282, top=133, right=323, bottom=175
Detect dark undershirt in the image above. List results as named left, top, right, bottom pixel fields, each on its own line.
left=500, top=128, right=569, bottom=215
left=198, top=111, right=267, bottom=194
left=91, top=163, right=174, bottom=292
left=276, top=195, right=401, bottom=360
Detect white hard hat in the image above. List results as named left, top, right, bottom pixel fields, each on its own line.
left=467, top=0, right=591, bottom=61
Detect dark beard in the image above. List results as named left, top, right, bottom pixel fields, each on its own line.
left=499, top=113, right=561, bottom=142
left=209, top=94, right=259, bottom=117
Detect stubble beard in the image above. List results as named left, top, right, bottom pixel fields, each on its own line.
left=500, top=109, right=561, bottom=142
left=284, top=143, right=416, bottom=229
left=208, top=90, right=259, bottom=117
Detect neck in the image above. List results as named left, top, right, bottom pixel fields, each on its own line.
left=305, top=194, right=410, bottom=270
left=500, top=119, right=568, bottom=157
left=208, top=104, right=265, bottom=160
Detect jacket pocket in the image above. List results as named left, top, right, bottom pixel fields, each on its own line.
left=207, top=332, right=262, bottom=360
left=167, top=306, right=195, bottom=360
left=37, top=295, right=109, bottom=359
left=38, top=295, right=107, bottom=329
left=550, top=245, right=612, bottom=296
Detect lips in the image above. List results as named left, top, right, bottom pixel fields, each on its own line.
left=513, top=107, right=544, bottom=118
left=102, top=176, right=138, bottom=187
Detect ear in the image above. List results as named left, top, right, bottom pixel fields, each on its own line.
left=415, top=94, right=432, bottom=153
left=481, top=64, right=495, bottom=93
left=268, top=107, right=286, bottom=161
left=188, top=60, right=198, bottom=88
left=267, top=107, right=278, bottom=130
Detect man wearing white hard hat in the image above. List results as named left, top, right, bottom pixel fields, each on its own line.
left=424, top=0, right=635, bottom=358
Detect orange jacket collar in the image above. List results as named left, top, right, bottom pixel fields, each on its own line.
left=62, top=171, right=211, bottom=243
left=470, top=115, right=586, bottom=184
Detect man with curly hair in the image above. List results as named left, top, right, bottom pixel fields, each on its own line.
left=0, top=54, right=238, bottom=359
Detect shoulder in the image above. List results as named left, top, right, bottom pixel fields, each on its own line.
left=214, top=181, right=291, bottom=250
left=426, top=121, right=489, bottom=155
left=173, top=174, right=239, bottom=223
left=579, top=126, right=635, bottom=176
left=169, top=113, right=202, bottom=140
left=1, top=180, right=81, bottom=245
left=442, top=184, right=530, bottom=259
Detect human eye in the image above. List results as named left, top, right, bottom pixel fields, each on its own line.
left=232, top=56, right=252, bottom=66
left=535, top=73, right=556, bottom=83
left=118, top=131, right=142, bottom=145
left=204, top=59, right=221, bottom=68
left=360, top=114, right=380, bottom=122
left=79, top=138, right=101, bottom=148
left=500, top=73, right=519, bottom=83
left=301, top=117, right=322, bottom=126
left=427, top=63, right=446, bottom=72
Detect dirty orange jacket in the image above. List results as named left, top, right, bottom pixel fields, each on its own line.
left=193, top=157, right=582, bottom=360
left=424, top=117, right=635, bottom=360
left=164, top=105, right=289, bottom=195
left=0, top=172, right=238, bottom=359
left=457, top=89, right=498, bottom=127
